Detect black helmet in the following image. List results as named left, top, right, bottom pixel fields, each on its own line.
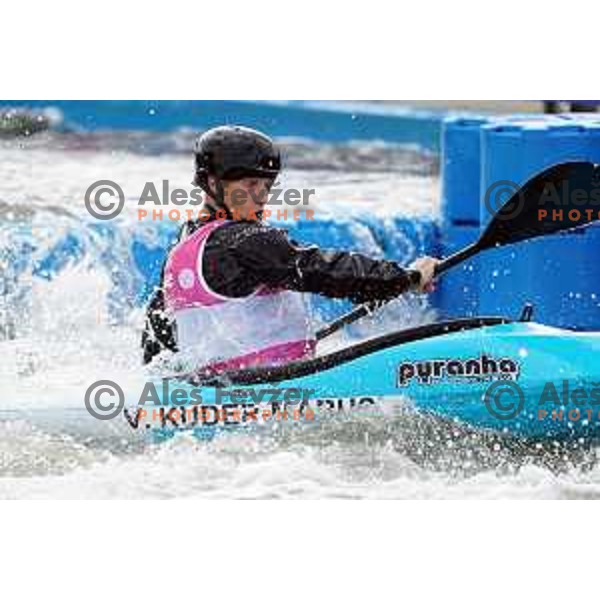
left=193, top=125, right=281, bottom=198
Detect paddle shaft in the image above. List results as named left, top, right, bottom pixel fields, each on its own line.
left=315, top=302, right=376, bottom=341
left=434, top=242, right=480, bottom=276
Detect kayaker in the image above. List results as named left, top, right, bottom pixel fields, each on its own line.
left=142, top=125, right=440, bottom=371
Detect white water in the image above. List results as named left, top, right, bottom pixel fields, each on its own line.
left=2, top=132, right=600, bottom=499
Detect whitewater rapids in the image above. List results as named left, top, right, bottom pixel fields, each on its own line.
left=1, top=131, right=599, bottom=499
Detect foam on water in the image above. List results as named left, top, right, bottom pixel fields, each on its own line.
left=1, top=133, right=599, bottom=498
left=2, top=416, right=600, bottom=499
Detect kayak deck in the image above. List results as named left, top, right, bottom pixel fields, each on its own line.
left=156, top=317, right=600, bottom=440
left=174, top=316, right=511, bottom=387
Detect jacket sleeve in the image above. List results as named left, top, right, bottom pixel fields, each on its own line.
left=230, top=226, right=422, bottom=304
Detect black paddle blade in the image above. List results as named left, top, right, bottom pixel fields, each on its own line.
left=478, top=161, right=599, bottom=251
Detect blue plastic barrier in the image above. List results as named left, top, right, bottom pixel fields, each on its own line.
left=478, top=119, right=600, bottom=328
left=440, top=114, right=565, bottom=227
left=477, top=224, right=600, bottom=329
left=433, top=224, right=480, bottom=318
left=558, top=115, right=600, bottom=163
left=480, top=119, right=594, bottom=228
left=440, top=116, right=490, bottom=225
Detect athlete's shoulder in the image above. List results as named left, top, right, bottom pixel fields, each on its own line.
left=211, top=220, right=291, bottom=249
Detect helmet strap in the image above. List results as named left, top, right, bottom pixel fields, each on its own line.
left=206, top=178, right=233, bottom=219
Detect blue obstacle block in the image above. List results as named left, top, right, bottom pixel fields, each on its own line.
left=440, top=116, right=490, bottom=226
left=583, top=122, right=600, bottom=163
left=479, top=119, right=600, bottom=329
left=478, top=223, right=600, bottom=329
left=440, top=115, right=563, bottom=228
left=433, top=224, right=480, bottom=319
left=480, top=119, right=594, bottom=228
left=557, top=117, right=600, bottom=163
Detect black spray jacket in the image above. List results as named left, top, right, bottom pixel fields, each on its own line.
left=142, top=207, right=421, bottom=364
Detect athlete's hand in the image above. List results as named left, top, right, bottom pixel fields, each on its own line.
left=410, top=256, right=440, bottom=293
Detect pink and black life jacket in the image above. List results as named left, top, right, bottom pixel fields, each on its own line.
left=163, top=220, right=315, bottom=372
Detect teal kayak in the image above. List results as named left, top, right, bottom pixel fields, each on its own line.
left=127, top=162, right=600, bottom=442
left=144, top=317, right=600, bottom=441
left=7, top=316, right=598, bottom=442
